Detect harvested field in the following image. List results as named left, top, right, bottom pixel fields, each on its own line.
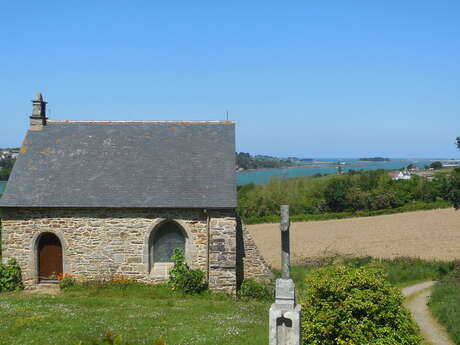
left=248, top=208, right=460, bottom=269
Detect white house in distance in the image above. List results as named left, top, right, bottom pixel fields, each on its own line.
left=389, top=170, right=412, bottom=180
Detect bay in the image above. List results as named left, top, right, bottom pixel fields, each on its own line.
left=0, top=181, right=6, bottom=194
left=0, top=160, right=454, bottom=190
left=236, top=158, right=445, bottom=185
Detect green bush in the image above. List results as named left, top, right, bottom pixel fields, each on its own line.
left=59, top=274, right=77, bottom=290
left=168, top=249, right=207, bottom=294
left=323, top=177, right=352, bottom=212
left=0, top=258, right=24, bottom=292
left=446, top=167, right=460, bottom=209
left=300, top=264, right=421, bottom=345
left=238, top=279, right=271, bottom=300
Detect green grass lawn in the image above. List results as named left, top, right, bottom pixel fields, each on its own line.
left=0, top=283, right=268, bottom=345
left=428, top=268, right=460, bottom=345
left=0, top=257, right=454, bottom=345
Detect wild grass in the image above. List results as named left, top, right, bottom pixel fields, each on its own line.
left=0, top=257, right=454, bottom=345
left=244, top=200, right=451, bottom=224
left=0, top=282, right=268, bottom=345
left=381, top=258, right=454, bottom=287
left=273, top=256, right=455, bottom=294
left=428, top=267, right=460, bottom=344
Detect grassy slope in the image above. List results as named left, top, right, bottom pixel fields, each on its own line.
left=0, top=284, right=268, bottom=345
left=282, top=257, right=454, bottom=295
left=244, top=200, right=451, bottom=224
left=0, top=258, right=454, bottom=345
left=429, top=270, right=460, bottom=345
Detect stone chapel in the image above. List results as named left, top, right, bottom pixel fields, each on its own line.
left=0, top=94, right=271, bottom=293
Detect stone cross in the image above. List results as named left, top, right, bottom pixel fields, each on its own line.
left=280, top=205, right=290, bottom=279
left=269, top=205, right=301, bottom=345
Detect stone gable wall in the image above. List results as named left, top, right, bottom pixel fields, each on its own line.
left=236, top=218, right=273, bottom=284
left=242, top=224, right=273, bottom=281
left=1, top=208, right=271, bottom=293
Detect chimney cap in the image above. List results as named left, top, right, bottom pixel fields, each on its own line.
left=32, top=92, right=46, bottom=103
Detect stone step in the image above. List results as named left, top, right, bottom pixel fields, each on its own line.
left=28, top=283, right=60, bottom=294
left=37, top=283, right=59, bottom=288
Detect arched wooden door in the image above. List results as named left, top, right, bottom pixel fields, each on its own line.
left=38, top=233, right=63, bottom=281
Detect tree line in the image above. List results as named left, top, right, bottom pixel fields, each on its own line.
left=238, top=137, right=460, bottom=222
left=0, top=156, right=15, bottom=181
left=236, top=152, right=296, bottom=170
left=237, top=167, right=460, bottom=223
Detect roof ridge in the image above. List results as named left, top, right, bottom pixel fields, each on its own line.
left=47, top=120, right=235, bottom=124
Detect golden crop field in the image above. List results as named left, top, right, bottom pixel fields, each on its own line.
left=248, top=208, right=460, bottom=269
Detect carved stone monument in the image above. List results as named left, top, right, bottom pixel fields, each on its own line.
left=269, top=205, right=301, bottom=345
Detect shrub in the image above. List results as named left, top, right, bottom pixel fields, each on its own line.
left=168, top=248, right=207, bottom=294
left=323, top=177, right=353, bottom=212
left=429, top=265, right=460, bottom=343
left=447, top=167, right=460, bottom=209
left=346, top=187, right=370, bottom=211
left=300, top=264, right=421, bottom=345
left=430, top=161, right=443, bottom=170
left=58, top=274, right=77, bottom=290
left=369, top=190, right=398, bottom=210
left=238, top=279, right=271, bottom=300
left=0, top=258, right=23, bottom=292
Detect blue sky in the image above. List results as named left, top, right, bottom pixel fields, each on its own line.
left=1, top=1, right=459, bottom=158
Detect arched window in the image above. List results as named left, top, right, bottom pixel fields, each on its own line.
left=150, top=221, right=186, bottom=264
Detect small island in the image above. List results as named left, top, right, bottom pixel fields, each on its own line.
left=359, top=157, right=390, bottom=162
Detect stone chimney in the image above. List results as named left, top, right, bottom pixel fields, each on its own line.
left=29, top=93, right=48, bottom=131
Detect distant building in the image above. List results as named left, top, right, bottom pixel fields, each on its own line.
left=391, top=170, right=412, bottom=180
left=0, top=148, right=20, bottom=160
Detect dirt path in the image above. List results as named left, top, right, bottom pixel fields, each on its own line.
left=248, top=208, right=460, bottom=269
left=403, top=281, right=454, bottom=345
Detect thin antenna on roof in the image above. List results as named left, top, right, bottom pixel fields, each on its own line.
left=226, top=110, right=229, bottom=121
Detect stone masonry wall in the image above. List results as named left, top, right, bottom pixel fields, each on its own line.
left=236, top=217, right=273, bottom=285
left=208, top=209, right=237, bottom=293
left=0, top=208, right=238, bottom=293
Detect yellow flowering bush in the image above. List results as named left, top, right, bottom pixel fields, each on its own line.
left=300, top=264, right=421, bottom=345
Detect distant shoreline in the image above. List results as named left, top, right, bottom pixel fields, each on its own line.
left=238, top=163, right=367, bottom=173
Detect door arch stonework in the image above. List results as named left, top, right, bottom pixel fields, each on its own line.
left=36, top=232, right=63, bottom=281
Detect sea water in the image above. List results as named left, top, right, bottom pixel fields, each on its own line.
left=236, top=158, right=440, bottom=185
left=0, top=181, right=6, bottom=194
left=0, top=160, right=450, bottom=189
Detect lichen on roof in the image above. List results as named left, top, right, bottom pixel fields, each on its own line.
left=0, top=121, right=236, bottom=208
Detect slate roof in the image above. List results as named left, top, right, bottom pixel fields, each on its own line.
left=0, top=121, right=236, bottom=208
